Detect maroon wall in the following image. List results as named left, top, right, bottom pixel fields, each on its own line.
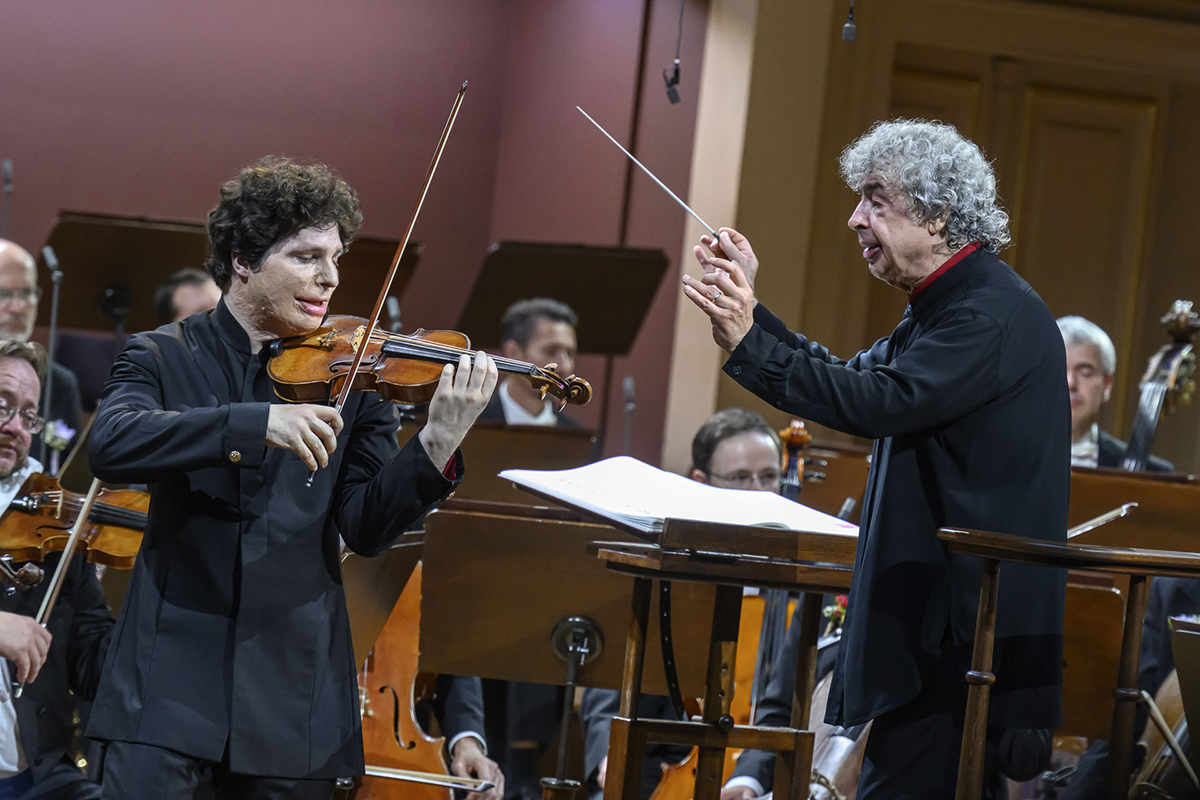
left=0, top=0, right=708, bottom=464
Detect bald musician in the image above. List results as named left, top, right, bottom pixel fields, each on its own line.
left=0, top=242, right=83, bottom=467
left=86, top=156, right=498, bottom=800
left=0, top=340, right=114, bottom=800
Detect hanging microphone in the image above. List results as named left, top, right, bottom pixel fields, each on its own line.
left=663, top=59, right=681, bottom=105
left=0, top=159, right=12, bottom=239
left=843, top=0, right=856, bottom=42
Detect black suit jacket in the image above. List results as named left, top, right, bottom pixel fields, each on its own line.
left=85, top=301, right=460, bottom=778
left=31, top=363, right=84, bottom=468
left=0, top=553, right=112, bottom=785
left=1096, top=430, right=1173, bottom=473
left=726, top=248, right=1070, bottom=729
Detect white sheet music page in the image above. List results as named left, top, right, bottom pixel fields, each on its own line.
left=500, top=456, right=858, bottom=536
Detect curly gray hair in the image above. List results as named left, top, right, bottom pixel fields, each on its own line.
left=839, top=119, right=1011, bottom=252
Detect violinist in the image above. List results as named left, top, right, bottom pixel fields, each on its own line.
left=85, top=156, right=498, bottom=800
left=1057, top=315, right=1173, bottom=471
left=684, top=119, right=1069, bottom=799
left=0, top=241, right=83, bottom=467
left=580, top=408, right=782, bottom=800
left=0, top=339, right=114, bottom=800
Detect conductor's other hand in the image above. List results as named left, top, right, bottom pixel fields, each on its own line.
left=0, top=612, right=51, bottom=684
left=700, top=227, right=760, bottom=291
left=266, top=404, right=344, bottom=471
left=450, top=736, right=505, bottom=800
left=684, top=228, right=757, bottom=354
left=719, top=786, right=757, bottom=800
left=420, top=351, right=499, bottom=471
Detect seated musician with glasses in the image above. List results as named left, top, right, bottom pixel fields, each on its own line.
left=579, top=408, right=783, bottom=800
left=0, top=340, right=114, bottom=800
left=0, top=242, right=83, bottom=469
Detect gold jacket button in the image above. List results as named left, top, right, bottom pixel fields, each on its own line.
left=228, top=450, right=242, bottom=463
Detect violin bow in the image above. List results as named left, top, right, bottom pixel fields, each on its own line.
left=14, top=477, right=102, bottom=697
left=307, top=81, right=468, bottom=486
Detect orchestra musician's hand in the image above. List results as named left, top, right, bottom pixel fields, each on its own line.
left=597, top=756, right=607, bottom=789
left=420, top=351, right=498, bottom=472
left=450, top=736, right=504, bottom=800
left=266, top=404, right=345, bottom=471
left=684, top=228, right=758, bottom=354
left=0, top=612, right=51, bottom=684
left=719, top=786, right=756, bottom=800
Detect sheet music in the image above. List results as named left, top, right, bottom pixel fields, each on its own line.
left=500, top=456, right=859, bottom=536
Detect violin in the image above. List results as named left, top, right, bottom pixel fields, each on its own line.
left=0, top=472, right=146, bottom=574
left=267, top=316, right=591, bottom=408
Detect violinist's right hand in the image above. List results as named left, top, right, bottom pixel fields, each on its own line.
left=451, top=736, right=504, bottom=800
left=719, top=786, right=756, bottom=800
left=266, top=404, right=345, bottom=471
left=0, top=612, right=51, bottom=684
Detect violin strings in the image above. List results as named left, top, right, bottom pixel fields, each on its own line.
left=368, top=332, right=555, bottom=376
left=40, top=494, right=148, bottom=529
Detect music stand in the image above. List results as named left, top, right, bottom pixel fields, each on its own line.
left=454, top=241, right=669, bottom=447
left=38, top=211, right=420, bottom=333
left=342, top=534, right=424, bottom=668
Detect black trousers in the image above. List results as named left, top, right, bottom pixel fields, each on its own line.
left=99, top=742, right=335, bottom=800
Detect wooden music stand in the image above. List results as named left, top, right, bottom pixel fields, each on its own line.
left=1069, top=467, right=1200, bottom=552
left=591, top=518, right=856, bottom=800
left=37, top=211, right=419, bottom=333
left=937, top=527, right=1200, bottom=800
left=397, top=422, right=598, bottom=505
left=342, top=533, right=425, bottom=668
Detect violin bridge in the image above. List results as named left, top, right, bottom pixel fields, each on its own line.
left=351, top=326, right=366, bottom=355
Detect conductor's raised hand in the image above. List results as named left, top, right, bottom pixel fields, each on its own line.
left=684, top=229, right=757, bottom=354
left=699, top=227, right=760, bottom=291
left=266, top=404, right=345, bottom=471
left=0, top=611, right=51, bottom=684
left=420, top=351, right=499, bottom=471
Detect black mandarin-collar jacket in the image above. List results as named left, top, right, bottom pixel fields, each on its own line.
left=86, top=300, right=459, bottom=778
left=724, top=248, right=1070, bottom=729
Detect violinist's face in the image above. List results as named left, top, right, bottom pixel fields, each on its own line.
left=228, top=225, right=342, bottom=342
left=0, top=357, right=39, bottom=479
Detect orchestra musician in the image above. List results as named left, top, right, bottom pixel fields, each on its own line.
left=684, top=119, right=1070, bottom=798
left=0, top=339, right=115, bottom=800
left=0, top=241, right=83, bottom=467
left=478, top=298, right=579, bottom=427
left=579, top=407, right=783, bottom=800
left=84, top=156, right=498, bottom=800
left=152, top=268, right=221, bottom=326
left=1057, top=315, right=1172, bottom=471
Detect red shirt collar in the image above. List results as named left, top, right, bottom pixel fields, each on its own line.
left=908, top=242, right=980, bottom=302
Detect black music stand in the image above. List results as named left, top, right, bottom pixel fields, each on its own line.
left=455, top=242, right=669, bottom=447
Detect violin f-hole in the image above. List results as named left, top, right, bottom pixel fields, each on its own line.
left=378, top=684, right=416, bottom=751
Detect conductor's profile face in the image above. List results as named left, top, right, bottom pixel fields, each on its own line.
left=231, top=224, right=343, bottom=340
left=847, top=175, right=940, bottom=291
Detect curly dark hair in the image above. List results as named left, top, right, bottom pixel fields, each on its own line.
left=204, top=156, right=363, bottom=290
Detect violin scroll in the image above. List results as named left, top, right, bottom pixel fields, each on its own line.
left=531, top=365, right=593, bottom=408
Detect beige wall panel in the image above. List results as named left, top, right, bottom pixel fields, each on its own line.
left=1008, top=87, right=1157, bottom=430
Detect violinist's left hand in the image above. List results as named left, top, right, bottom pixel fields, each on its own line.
left=451, top=736, right=504, bottom=800
left=419, top=351, right=498, bottom=471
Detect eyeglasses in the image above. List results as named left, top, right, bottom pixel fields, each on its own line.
left=706, top=469, right=783, bottom=489
left=0, top=402, right=44, bottom=434
left=0, top=287, right=41, bottom=305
